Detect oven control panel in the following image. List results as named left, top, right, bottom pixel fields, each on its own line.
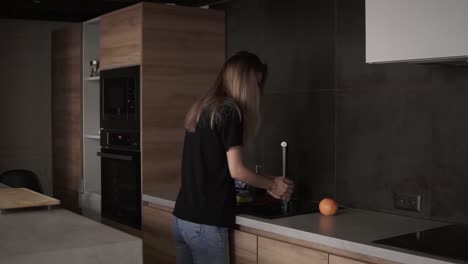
left=101, top=130, right=140, bottom=150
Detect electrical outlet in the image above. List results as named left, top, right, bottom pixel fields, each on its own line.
left=395, top=193, right=421, bottom=212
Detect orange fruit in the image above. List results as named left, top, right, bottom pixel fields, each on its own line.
left=319, top=198, right=338, bottom=216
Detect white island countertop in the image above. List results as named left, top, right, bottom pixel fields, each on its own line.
left=0, top=208, right=142, bottom=264
left=143, top=192, right=462, bottom=264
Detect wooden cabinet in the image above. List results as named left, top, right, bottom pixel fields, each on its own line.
left=51, top=2, right=224, bottom=220
left=139, top=203, right=386, bottom=264
left=258, top=237, right=328, bottom=264
left=100, top=4, right=142, bottom=69
left=98, top=3, right=225, bottom=196
left=51, top=24, right=83, bottom=213
left=231, top=230, right=258, bottom=264
left=142, top=206, right=257, bottom=264
left=142, top=202, right=176, bottom=264
left=140, top=3, right=225, bottom=195
left=330, top=255, right=368, bottom=264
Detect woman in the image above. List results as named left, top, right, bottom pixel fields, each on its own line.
left=172, top=51, right=295, bottom=264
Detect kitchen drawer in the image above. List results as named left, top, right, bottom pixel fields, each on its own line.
left=142, top=203, right=175, bottom=264
left=231, top=230, right=258, bottom=264
left=330, top=255, right=368, bottom=264
left=258, top=236, right=328, bottom=264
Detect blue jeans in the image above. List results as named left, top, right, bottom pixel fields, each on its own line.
left=172, top=216, right=230, bottom=264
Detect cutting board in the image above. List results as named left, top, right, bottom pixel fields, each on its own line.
left=0, top=188, right=60, bottom=210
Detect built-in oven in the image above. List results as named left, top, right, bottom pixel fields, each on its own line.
left=99, top=129, right=141, bottom=229
left=100, top=65, right=140, bottom=131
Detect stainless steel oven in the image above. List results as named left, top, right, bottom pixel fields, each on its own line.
left=99, top=130, right=141, bottom=229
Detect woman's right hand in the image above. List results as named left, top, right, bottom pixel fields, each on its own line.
left=268, top=177, right=295, bottom=200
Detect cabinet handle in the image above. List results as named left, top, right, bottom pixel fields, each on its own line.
left=97, top=152, right=133, bottom=161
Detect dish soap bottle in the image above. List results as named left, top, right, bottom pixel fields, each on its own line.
left=235, top=165, right=261, bottom=205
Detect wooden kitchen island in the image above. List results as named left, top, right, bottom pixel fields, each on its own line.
left=0, top=208, right=142, bottom=264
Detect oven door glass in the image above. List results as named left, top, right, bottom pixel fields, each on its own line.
left=100, top=65, right=140, bottom=131
left=102, top=77, right=136, bottom=120
left=100, top=149, right=141, bottom=229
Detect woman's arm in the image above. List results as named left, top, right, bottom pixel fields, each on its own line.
left=226, top=146, right=294, bottom=199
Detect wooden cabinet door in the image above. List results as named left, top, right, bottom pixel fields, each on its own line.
left=330, top=255, right=368, bottom=264
left=140, top=3, right=225, bottom=195
left=231, top=230, right=258, bottom=264
left=142, top=203, right=176, bottom=264
left=100, top=4, right=142, bottom=69
left=258, top=237, right=328, bottom=264
left=51, top=24, right=82, bottom=213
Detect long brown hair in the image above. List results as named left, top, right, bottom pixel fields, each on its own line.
left=185, top=51, right=268, bottom=142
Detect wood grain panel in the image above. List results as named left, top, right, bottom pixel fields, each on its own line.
left=100, top=4, right=142, bottom=69
left=232, top=230, right=258, bottom=264
left=141, top=2, right=225, bottom=194
left=53, top=186, right=80, bottom=214
left=52, top=24, right=82, bottom=213
left=330, top=255, right=368, bottom=264
left=142, top=203, right=176, bottom=264
left=239, top=226, right=398, bottom=264
left=141, top=143, right=182, bottom=194
left=258, top=236, right=328, bottom=264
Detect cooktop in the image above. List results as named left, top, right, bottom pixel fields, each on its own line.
left=374, top=224, right=468, bottom=263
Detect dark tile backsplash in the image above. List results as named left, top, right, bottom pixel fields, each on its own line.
left=431, top=69, right=468, bottom=224
left=223, top=0, right=468, bottom=224
left=261, top=92, right=336, bottom=201
left=224, top=0, right=336, bottom=202
left=335, top=0, right=468, bottom=223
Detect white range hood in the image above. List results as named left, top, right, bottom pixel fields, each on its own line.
left=366, top=0, right=468, bottom=64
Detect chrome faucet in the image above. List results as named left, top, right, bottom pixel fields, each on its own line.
left=281, top=141, right=289, bottom=214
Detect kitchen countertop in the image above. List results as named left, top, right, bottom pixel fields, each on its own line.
left=143, top=191, right=177, bottom=208
left=143, top=192, right=460, bottom=264
left=0, top=208, right=142, bottom=264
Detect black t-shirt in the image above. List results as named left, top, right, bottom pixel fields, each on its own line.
left=173, top=103, right=243, bottom=227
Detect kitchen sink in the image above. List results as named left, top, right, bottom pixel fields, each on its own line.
left=236, top=198, right=321, bottom=219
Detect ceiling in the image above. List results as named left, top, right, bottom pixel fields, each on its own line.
left=0, top=0, right=226, bottom=22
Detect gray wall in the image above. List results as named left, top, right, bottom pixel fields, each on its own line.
left=223, top=0, right=468, bottom=224
left=223, top=0, right=336, bottom=201
left=0, top=19, right=70, bottom=195
left=335, top=0, right=468, bottom=224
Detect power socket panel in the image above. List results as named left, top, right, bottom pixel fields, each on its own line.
left=395, top=193, right=421, bottom=213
